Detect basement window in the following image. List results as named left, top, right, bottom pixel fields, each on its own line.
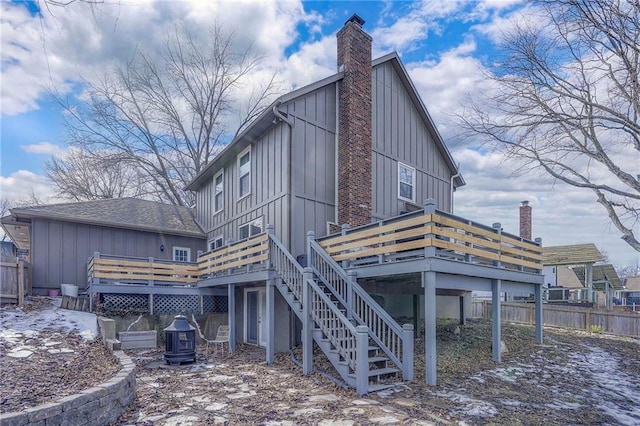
left=398, top=162, right=416, bottom=203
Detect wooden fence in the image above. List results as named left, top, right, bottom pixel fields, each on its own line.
left=0, top=257, right=31, bottom=306
left=472, top=300, right=640, bottom=338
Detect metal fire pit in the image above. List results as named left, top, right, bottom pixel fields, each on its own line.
left=163, top=315, right=196, bottom=365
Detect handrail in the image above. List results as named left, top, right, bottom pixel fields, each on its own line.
left=308, top=239, right=406, bottom=371
left=307, top=276, right=359, bottom=370
left=197, top=233, right=269, bottom=278
left=268, top=233, right=304, bottom=300
left=88, top=255, right=198, bottom=284
left=269, top=233, right=361, bottom=372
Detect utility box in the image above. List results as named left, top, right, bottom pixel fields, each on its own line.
left=118, top=330, right=158, bottom=350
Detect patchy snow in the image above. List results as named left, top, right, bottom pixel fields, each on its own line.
left=435, top=391, right=498, bottom=417
left=0, top=298, right=98, bottom=340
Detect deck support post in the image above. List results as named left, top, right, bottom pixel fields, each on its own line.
left=228, top=284, right=236, bottom=353
left=402, top=323, right=414, bottom=382
left=492, top=279, right=502, bottom=362
left=459, top=295, right=466, bottom=326
left=356, top=325, right=369, bottom=395
left=423, top=271, right=437, bottom=386
left=266, top=278, right=275, bottom=364
left=534, top=284, right=543, bottom=344
left=412, top=294, right=419, bottom=332
left=302, top=267, right=314, bottom=375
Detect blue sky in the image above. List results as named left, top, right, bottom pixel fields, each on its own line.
left=1, top=0, right=638, bottom=267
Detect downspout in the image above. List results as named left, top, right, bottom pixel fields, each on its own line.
left=449, top=163, right=461, bottom=214
left=273, top=102, right=294, bottom=250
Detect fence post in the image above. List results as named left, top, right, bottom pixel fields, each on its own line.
left=402, top=323, right=414, bottom=382
left=17, top=260, right=25, bottom=308
left=306, top=231, right=315, bottom=270
left=302, top=267, right=314, bottom=375
left=341, top=224, right=350, bottom=269
left=346, top=270, right=356, bottom=319
left=148, top=257, right=154, bottom=287
left=356, top=325, right=369, bottom=395
left=424, top=199, right=436, bottom=258
left=266, top=224, right=274, bottom=269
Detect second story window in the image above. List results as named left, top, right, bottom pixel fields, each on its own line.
left=214, top=171, right=224, bottom=213
left=238, top=147, right=251, bottom=199
left=209, top=236, right=223, bottom=251
left=239, top=217, right=263, bottom=240
left=398, top=162, right=416, bottom=203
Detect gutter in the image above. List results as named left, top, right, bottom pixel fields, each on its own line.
left=272, top=102, right=295, bottom=250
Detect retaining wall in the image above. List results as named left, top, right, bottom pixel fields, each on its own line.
left=0, top=345, right=136, bottom=426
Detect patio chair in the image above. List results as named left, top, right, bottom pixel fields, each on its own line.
left=211, top=325, right=230, bottom=357
left=190, top=315, right=230, bottom=358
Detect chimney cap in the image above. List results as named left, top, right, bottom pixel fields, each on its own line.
left=521, top=200, right=529, bottom=206
left=345, top=14, right=365, bottom=27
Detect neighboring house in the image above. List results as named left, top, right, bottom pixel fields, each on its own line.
left=0, top=240, right=17, bottom=257
left=619, top=276, right=640, bottom=306
left=1, top=198, right=207, bottom=295
left=541, top=244, right=623, bottom=309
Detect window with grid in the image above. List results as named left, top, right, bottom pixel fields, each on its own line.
left=173, top=247, right=191, bottom=262
left=238, top=148, right=251, bottom=199
left=214, top=171, right=224, bottom=213
left=398, top=162, right=416, bottom=203
left=209, top=236, right=224, bottom=251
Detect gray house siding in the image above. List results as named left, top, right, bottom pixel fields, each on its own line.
left=30, top=218, right=205, bottom=294
left=287, top=83, right=337, bottom=257
left=371, top=61, right=453, bottom=219
left=196, top=121, right=291, bottom=250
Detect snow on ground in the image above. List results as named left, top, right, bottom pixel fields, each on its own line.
left=0, top=297, right=98, bottom=341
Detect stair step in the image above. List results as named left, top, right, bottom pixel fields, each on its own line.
left=348, top=367, right=399, bottom=379
left=367, top=383, right=398, bottom=393
left=368, top=356, right=389, bottom=363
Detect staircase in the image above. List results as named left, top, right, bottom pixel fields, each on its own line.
left=268, top=230, right=413, bottom=394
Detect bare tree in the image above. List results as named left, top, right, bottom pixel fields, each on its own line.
left=54, top=25, right=280, bottom=206
left=45, top=150, right=152, bottom=201
left=460, top=0, right=640, bottom=251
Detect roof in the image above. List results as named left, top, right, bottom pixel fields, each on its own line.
left=624, top=276, right=640, bottom=291
left=572, top=264, right=623, bottom=290
left=5, top=198, right=205, bottom=238
left=556, top=266, right=583, bottom=288
left=542, top=244, right=605, bottom=266
left=186, top=53, right=464, bottom=191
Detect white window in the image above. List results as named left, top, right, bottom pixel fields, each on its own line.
left=214, top=171, right=224, bottom=214
left=209, top=236, right=224, bottom=251
left=398, top=162, right=416, bottom=203
left=238, top=147, right=251, bottom=199
left=173, top=247, right=191, bottom=262
left=239, top=217, right=263, bottom=240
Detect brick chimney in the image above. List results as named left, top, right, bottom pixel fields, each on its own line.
left=519, top=201, right=532, bottom=240
left=337, top=14, right=372, bottom=227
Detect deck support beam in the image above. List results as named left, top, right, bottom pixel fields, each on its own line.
left=423, top=271, right=437, bottom=386
left=228, top=284, right=236, bottom=353
left=266, top=278, right=275, bottom=364
left=534, top=284, right=543, bottom=344
left=491, top=279, right=502, bottom=362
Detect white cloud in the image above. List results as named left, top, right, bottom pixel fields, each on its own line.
left=0, top=170, right=60, bottom=204
left=21, top=142, right=66, bottom=158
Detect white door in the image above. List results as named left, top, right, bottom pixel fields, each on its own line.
left=244, top=288, right=266, bottom=347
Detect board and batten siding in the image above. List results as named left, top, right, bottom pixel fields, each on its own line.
left=196, top=122, right=291, bottom=250
left=30, top=219, right=205, bottom=294
left=371, top=60, right=453, bottom=219
left=286, top=83, right=338, bottom=257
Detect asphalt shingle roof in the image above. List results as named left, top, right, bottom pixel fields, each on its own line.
left=11, top=198, right=204, bottom=238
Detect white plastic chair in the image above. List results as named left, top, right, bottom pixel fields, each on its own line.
left=191, top=315, right=230, bottom=358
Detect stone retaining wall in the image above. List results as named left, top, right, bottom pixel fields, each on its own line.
left=0, top=350, right=136, bottom=426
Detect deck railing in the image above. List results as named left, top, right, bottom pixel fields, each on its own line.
left=88, top=254, right=198, bottom=285
left=197, top=233, right=269, bottom=278
left=317, top=205, right=543, bottom=272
